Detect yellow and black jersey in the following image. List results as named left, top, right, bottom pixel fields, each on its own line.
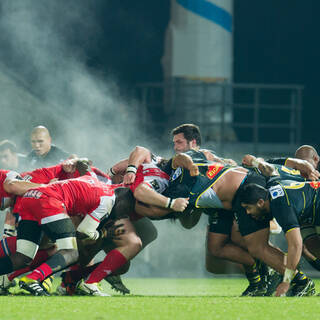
left=268, top=180, right=320, bottom=233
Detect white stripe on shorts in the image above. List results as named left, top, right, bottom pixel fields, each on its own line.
left=41, top=213, right=69, bottom=225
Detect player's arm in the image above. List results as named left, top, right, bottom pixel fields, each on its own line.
left=122, top=146, right=153, bottom=185
left=275, top=227, right=302, bottom=297
left=77, top=195, right=115, bottom=240
left=3, top=177, right=44, bottom=195
left=134, top=201, right=171, bottom=218
left=202, top=149, right=237, bottom=166
left=285, top=158, right=320, bottom=180
left=134, top=183, right=189, bottom=213
left=242, top=154, right=278, bottom=177
left=172, top=153, right=199, bottom=176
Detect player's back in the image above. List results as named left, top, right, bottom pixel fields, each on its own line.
left=38, top=175, right=112, bottom=215
left=271, top=179, right=319, bottom=224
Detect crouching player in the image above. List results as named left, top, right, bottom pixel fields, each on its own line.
left=0, top=174, right=134, bottom=296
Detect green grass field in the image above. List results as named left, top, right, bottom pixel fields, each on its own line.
left=1, top=278, right=320, bottom=320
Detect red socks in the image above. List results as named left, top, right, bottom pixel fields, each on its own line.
left=86, top=249, right=127, bottom=284
left=8, top=249, right=50, bottom=281
left=0, top=236, right=17, bottom=257
left=25, top=263, right=53, bottom=282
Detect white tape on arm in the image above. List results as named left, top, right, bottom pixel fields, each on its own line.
left=77, top=215, right=100, bottom=240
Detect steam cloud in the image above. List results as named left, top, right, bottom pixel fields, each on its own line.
left=0, top=0, right=156, bottom=168
left=0, top=0, right=214, bottom=278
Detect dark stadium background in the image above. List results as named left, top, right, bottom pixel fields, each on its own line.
left=79, top=0, right=320, bottom=147
left=1, top=1, right=319, bottom=146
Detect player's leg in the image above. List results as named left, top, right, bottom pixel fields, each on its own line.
left=77, top=217, right=142, bottom=295
left=0, top=220, right=41, bottom=294
left=205, top=209, right=266, bottom=296
left=300, top=225, right=320, bottom=270
left=19, top=217, right=78, bottom=296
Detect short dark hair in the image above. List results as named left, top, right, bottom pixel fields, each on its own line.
left=110, top=187, right=135, bottom=219
left=0, top=140, right=17, bottom=153
left=239, top=183, right=268, bottom=204
left=171, top=124, right=202, bottom=146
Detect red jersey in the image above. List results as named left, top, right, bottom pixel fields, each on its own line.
left=21, top=164, right=70, bottom=184
left=20, top=175, right=115, bottom=224
left=130, top=162, right=169, bottom=194
left=0, top=170, right=20, bottom=210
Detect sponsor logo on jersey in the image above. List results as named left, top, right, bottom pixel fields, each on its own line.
left=206, top=164, right=224, bottom=179
left=310, top=181, right=320, bottom=189
left=171, top=167, right=182, bottom=181
left=150, top=179, right=160, bottom=192
left=269, top=185, right=284, bottom=200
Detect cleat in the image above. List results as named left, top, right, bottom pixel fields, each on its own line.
left=55, top=283, right=68, bottom=296
left=76, top=280, right=110, bottom=296
left=19, top=276, right=50, bottom=296
left=105, top=275, right=130, bottom=295
left=41, top=276, right=54, bottom=294
left=289, top=278, right=316, bottom=297
left=264, top=268, right=283, bottom=296
left=241, top=283, right=267, bottom=297
left=0, top=275, right=16, bottom=295
left=256, top=261, right=269, bottom=288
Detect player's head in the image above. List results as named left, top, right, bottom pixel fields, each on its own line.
left=171, top=124, right=202, bottom=153
left=112, top=187, right=135, bottom=219
left=295, top=145, right=319, bottom=169
left=239, top=183, right=270, bottom=220
left=30, top=126, right=52, bottom=156
left=0, top=140, right=19, bottom=169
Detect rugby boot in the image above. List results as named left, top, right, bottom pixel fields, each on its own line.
left=41, top=276, right=54, bottom=294
left=19, top=276, right=50, bottom=296
left=105, top=275, right=130, bottom=295
left=264, top=268, right=283, bottom=296
left=76, top=279, right=110, bottom=296
left=256, top=260, right=269, bottom=289
left=55, top=283, right=68, bottom=296
left=288, top=277, right=315, bottom=297
left=0, top=275, right=16, bottom=295
left=241, top=282, right=266, bottom=297
left=242, top=265, right=266, bottom=296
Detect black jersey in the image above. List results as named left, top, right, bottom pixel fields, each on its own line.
left=268, top=180, right=320, bottom=233
left=27, top=145, right=69, bottom=170
left=266, top=157, right=288, bottom=166
left=162, top=149, right=209, bottom=199
left=163, top=150, right=232, bottom=207
left=266, top=164, right=306, bottom=186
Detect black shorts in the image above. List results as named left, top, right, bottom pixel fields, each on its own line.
left=232, top=170, right=272, bottom=236
left=207, top=209, right=234, bottom=235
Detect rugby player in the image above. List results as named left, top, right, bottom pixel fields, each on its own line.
left=132, top=148, right=317, bottom=297
left=239, top=180, right=320, bottom=296
left=27, top=126, right=71, bottom=169
left=124, top=124, right=269, bottom=296
left=242, top=147, right=320, bottom=271
left=0, top=174, right=134, bottom=296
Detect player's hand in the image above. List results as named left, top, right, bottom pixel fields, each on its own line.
left=189, top=164, right=199, bottom=176
left=76, top=158, right=91, bottom=176
left=242, top=154, right=256, bottom=167
left=123, top=172, right=136, bottom=185
left=298, top=160, right=320, bottom=180
left=259, top=162, right=278, bottom=177
left=275, top=282, right=290, bottom=297
left=171, top=198, right=189, bottom=212
left=62, top=159, right=77, bottom=173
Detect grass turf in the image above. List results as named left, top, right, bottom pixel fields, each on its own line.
left=1, top=278, right=320, bottom=320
